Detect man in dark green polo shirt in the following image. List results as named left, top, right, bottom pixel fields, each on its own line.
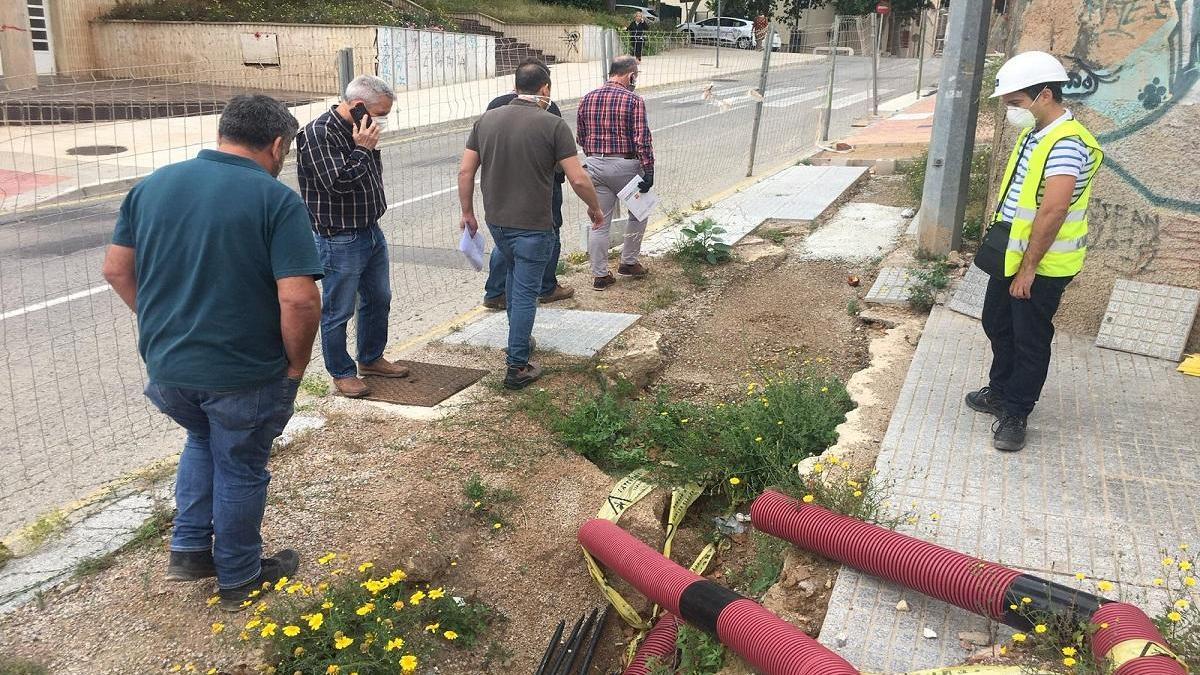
left=102, top=95, right=324, bottom=611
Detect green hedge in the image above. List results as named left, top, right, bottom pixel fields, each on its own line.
left=102, top=0, right=453, bottom=29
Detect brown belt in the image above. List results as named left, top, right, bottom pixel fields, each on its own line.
left=587, top=152, right=638, bottom=159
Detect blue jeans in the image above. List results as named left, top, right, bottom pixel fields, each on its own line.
left=484, top=183, right=563, bottom=300
left=145, top=377, right=299, bottom=588
left=314, top=225, right=392, bottom=379
left=487, top=224, right=554, bottom=367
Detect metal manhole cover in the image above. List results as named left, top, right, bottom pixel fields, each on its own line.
left=359, top=359, right=488, bottom=407
left=66, top=145, right=128, bottom=156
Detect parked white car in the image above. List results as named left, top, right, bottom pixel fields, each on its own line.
left=676, top=17, right=782, bottom=50
left=616, top=4, right=661, bottom=23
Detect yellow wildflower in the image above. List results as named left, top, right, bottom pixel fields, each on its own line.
left=1185, top=577, right=1196, bottom=587
left=389, top=569, right=407, bottom=583
left=802, top=494, right=814, bottom=503
left=1062, top=647, right=1077, bottom=656
left=322, top=600, right=334, bottom=609
left=317, top=582, right=330, bottom=592
left=729, top=477, right=741, bottom=485
left=170, top=665, right=182, bottom=672
left=358, top=562, right=374, bottom=572
left=294, top=647, right=305, bottom=657
left=254, top=601, right=269, bottom=615
left=853, top=490, right=863, bottom=497
left=305, top=613, right=324, bottom=630
left=444, top=630, right=459, bottom=640
left=820, top=387, right=829, bottom=393
left=211, top=622, right=225, bottom=634
left=1063, top=657, right=1076, bottom=667
left=356, top=602, right=375, bottom=616
left=400, top=655, right=418, bottom=673
left=1021, top=597, right=1032, bottom=604
left=273, top=577, right=289, bottom=591
left=812, top=463, right=825, bottom=474
left=428, top=588, right=445, bottom=600
left=754, top=437, right=763, bottom=443
left=206, top=596, right=220, bottom=607
left=260, top=623, right=277, bottom=638
left=334, top=635, right=354, bottom=650
left=828, top=456, right=840, bottom=465
left=318, top=552, right=336, bottom=565
left=425, top=622, right=441, bottom=633
left=1168, top=611, right=1183, bottom=622
left=1034, top=624, right=1048, bottom=634
left=326, top=666, right=340, bottom=675
left=1181, top=561, right=1193, bottom=572
left=1074, top=573, right=1086, bottom=581
left=245, top=619, right=262, bottom=630
left=1011, top=633, right=1026, bottom=642
left=1097, top=580, right=1114, bottom=592
left=238, top=631, right=250, bottom=642
left=1009, top=604, right=1018, bottom=610
left=1175, top=599, right=1191, bottom=610
left=285, top=583, right=303, bottom=595
left=1154, top=578, right=1166, bottom=586
left=1164, top=557, right=1177, bottom=566
left=493, top=522, right=503, bottom=530
left=392, top=600, right=406, bottom=611
left=282, top=625, right=301, bottom=637
left=410, top=591, right=426, bottom=605
left=385, top=637, right=405, bottom=652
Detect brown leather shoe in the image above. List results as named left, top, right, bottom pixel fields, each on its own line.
left=334, top=377, right=370, bottom=398
left=617, top=262, right=648, bottom=278
left=539, top=284, right=575, bottom=304
left=359, top=359, right=410, bottom=378
left=592, top=274, right=616, bottom=291
left=482, top=295, right=506, bottom=310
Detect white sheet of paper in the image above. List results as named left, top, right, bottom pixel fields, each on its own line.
left=618, top=175, right=659, bottom=223
left=459, top=228, right=485, bottom=271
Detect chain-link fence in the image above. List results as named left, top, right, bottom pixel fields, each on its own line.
left=0, top=22, right=937, bottom=537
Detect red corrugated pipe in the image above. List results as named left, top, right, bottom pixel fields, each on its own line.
left=750, top=490, right=1188, bottom=674
left=624, top=613, right=679, bottom=675
left=579, top=518, right=860, bottom=675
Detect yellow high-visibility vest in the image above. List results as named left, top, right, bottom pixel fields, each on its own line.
left=995, top=119, right=1104, bottom=277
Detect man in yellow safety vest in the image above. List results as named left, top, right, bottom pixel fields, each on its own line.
left=965, top=51, right=1103, bottom=452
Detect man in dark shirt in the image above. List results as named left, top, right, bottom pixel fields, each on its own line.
left=458, top=62, right=604, bottom=389
left=102, top=95, right=323, bottom=611
left=297, top=74, right=409, bottom=399
left=481, top=58, right=574, bottom=311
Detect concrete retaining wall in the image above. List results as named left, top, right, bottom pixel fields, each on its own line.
left=451, top=13, right=605, bottom=63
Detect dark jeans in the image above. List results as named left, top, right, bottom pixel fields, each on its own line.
left=981, top=273, right=1073, bottom=418
left=314, top=225, right=391, bottom=379
left=484, top=183, right=563, bottom=301
left=145, top=377, right=299, bottom=588
left=487, top=224, right=555, bottom=367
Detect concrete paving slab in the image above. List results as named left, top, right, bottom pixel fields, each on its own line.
left=864, top=267, right=918, bottom=305
left=1095, top=279, right=1200, bottom=362
left=0, top=492, right=161, bottom=613
left=946, top=264, right=990, bottom=320
left=641, top=165, right=868, bottom=256
left=818, top=307, right=1200, bottom=671
left=799, top=203, right=909, bottom=264
left=439, top=308, right=640, bottom=357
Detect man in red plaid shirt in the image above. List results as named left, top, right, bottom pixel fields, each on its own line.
left=577, top=55, right=655, bottom=291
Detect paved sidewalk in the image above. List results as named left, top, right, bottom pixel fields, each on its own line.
left=0, top=48, right=819, bottom=212
left=818, top=306, right=1200, bottom=672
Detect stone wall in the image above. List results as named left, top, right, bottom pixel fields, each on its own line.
left=1009, top=0, right=1200, bottom=349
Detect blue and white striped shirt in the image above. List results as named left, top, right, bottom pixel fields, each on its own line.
left=998, top=111, right=1098, bottom=223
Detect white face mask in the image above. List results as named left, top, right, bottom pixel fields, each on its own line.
left=1006, top=105, right=1036, bottom=128
left=373, top=116, right=390, bottom=132
left=516, top=94, right=552, bottom=110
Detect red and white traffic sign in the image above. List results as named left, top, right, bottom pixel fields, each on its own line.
left=876, top=0, right=891, bottom=13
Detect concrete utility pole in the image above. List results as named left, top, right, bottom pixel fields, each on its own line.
left=0, top=2, right=38, bottom=91
left=915, top=0, right=991, bottom=254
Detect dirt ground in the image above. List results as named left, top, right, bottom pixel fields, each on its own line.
left=0, top=176, right=925, bottom=675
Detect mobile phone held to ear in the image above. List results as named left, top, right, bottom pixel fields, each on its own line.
left=350, top=102, right=373, bottom=129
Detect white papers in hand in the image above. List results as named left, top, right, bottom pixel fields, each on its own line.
left=459, top=228, right=485, bottom=271
left=618, top=175, right=659, bottom=223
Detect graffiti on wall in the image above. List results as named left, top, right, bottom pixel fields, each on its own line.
left=1062, top=0, right=1200, bottom=214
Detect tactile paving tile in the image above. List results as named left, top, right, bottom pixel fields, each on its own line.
left=864, top=267, right=918, bottom=305
left=946, top=263, right=990, bottom=320
left=360, top=360, right=488, bottom=407
left=440, top=308, right=641, bottom=357
left=1095, top=279, right=1200, bottom=361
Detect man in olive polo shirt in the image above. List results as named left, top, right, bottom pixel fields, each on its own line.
left=102, top=95, right=323, bottom=611
left=457, top=62, right=604, bottom=389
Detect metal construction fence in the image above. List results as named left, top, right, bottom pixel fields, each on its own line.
left=0, top=21, right=939, bottom=538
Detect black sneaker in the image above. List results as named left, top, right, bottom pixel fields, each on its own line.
left=482, top=295, right=506, bottom=310
left=965, top=387, right=1005, bottom=417
left=218, top=549, right=300, bottom=612
left=503, top=362, right=543, bottom=390
left=992, top=415, right=1027, bottom=452
left=166, top=550, right=217, bottom=582
left=592, top=274, right=616, bottom=291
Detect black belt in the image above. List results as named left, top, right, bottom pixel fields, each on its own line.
left=587, top=152, right=638, bottom=159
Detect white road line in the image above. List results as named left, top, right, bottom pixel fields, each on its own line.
left=766, top=89, right=843, bottom=108
left=0, top=284, right=110, bottom=322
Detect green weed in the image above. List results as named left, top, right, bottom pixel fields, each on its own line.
left=728, top=532, right=790, bottom=598
left=902, top=147, right=993, bottom=230
left=640, top=286, right=680, bottom=314
left=785, top=463, right=913, bottom=531
left=299, top=374, right=330, bottom=398
left=676, top=624, right=726, bottom=674
left=847, top=298, right=861, bottom=317
left=73, top=555, right=116, bottom=578
left=555, top=260, right=570, bottom=276
left=905, top=258, right=952, bottom=313
left=673, top=218, right=733, bottom=266
left=680, top=261, right=710, bottom=288
left=22, top=510, right=68, bottom=549
left=0, top=542, right=11, bottom=571
left=758, top=227, right=791, bottom=245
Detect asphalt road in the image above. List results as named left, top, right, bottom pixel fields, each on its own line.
left=0, top=55, right=936, bottom=535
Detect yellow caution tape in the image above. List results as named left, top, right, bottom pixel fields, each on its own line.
left=1178, top=353, right=1200, bottom=377
left=896, top=668, right=1053, bottom=675
left=1105, top=638, right=1190, bottom=673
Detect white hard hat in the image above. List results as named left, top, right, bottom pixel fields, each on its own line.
left=991, top=51, right=1069, bottom=98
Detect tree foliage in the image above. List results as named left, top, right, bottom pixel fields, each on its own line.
left=832, top=0, right=929, bottom=17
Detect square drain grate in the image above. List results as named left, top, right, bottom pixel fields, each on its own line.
left=360, top=360, right=487, bottom=407
left=1095, top=279, right=1200, bottom=361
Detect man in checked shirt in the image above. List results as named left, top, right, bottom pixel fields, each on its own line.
left=297, top=75, right=409, bottom=399
left=577, top=55, right=655, bottom=291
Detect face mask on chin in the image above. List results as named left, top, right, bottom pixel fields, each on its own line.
left=516, top=94, right=552, bottom=109
left=627, top=75, right=638, bottom=91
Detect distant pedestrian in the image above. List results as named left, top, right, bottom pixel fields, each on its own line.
left=102, top=95, right=323, bottom=610
left=628, top=12, right=649, bottom=62
left=753, top=14, right=768, bottom=49
left=577, top=55, right=656, bottom=291
left=297, top=74, right=410, bottom=399
left=965, top=51, right=1103, bottom=452
left=458, top=61, right=604, bottom=390
left=481, top=58, right=575, bottom=311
